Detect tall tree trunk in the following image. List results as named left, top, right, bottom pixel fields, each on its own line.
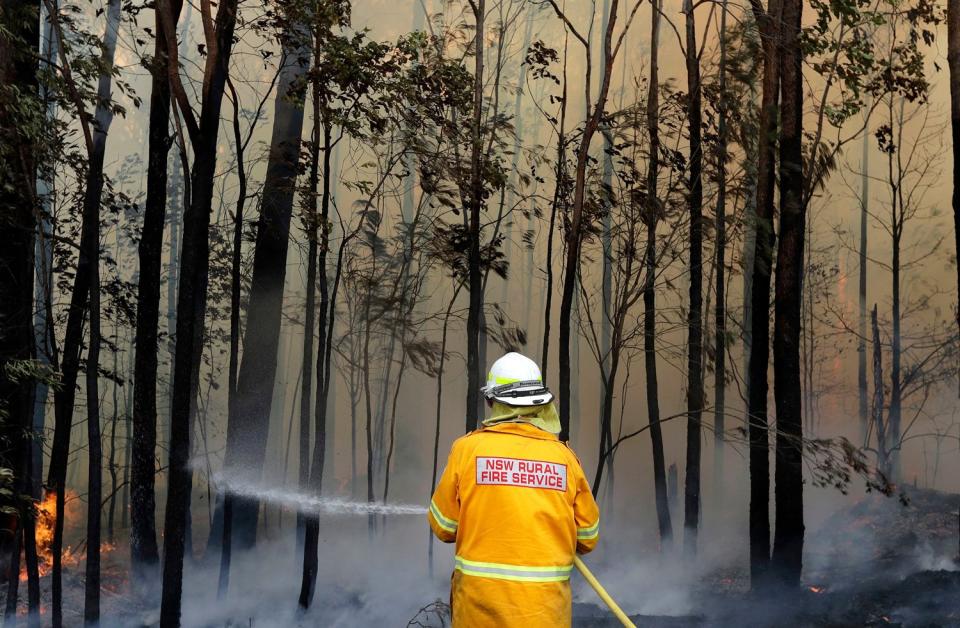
left=871, top=305, right=889, bottom=475
left=948, top=0, right=960, bottom=556
left=0, top=0, right=40, bottom=580
left=158, top=0, right=240, bottom=620
left=748, top=0, right=782, bottom=590
left=216, top=74, right=254, bottom=598
left=32, top=2, right=58, bottom=509
left=713, top=0, right=729, bottom=480
left=887, top=97, right=904, bottom=481
left=643, top=0, right=672, bottom=552
left=83, top=0, right=123, bottom=617
left=131, top=0, right=182, bottom=583
left=298, top=108, right=339, bottom=608
left=858, top=130, right=869, bottom=446
left=296, top=89, right=322, bottom=553
left=465, top=0, right=485, bottom=432
left=771, top=0, right=804, bottom=588
left=682, top=0, right=704, bottom=558
left=558, top=0, right=620, bottom=441
left=41, top=0, right=120, bottom=619
left=747, top=0, right=781, bottom=590
left=226, top=32, right=310, bottom=548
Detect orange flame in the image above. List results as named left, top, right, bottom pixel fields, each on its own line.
left=19, top=490, right=114, bottom=582
left=808, top=585, right=825, bottom=594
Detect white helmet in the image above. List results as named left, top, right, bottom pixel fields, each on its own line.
left=481, top=352, right=554, bottom=407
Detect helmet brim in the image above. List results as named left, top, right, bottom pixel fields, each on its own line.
left=490, top=389, right=554, bottom=407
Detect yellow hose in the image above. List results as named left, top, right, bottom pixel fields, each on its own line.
left=573, top=556, right=637, bottom=628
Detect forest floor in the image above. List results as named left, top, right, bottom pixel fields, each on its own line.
left=1, top=487, right=958, bottom=626
left=577, top=485, right=960, bottom=627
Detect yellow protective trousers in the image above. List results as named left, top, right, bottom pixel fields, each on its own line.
left=428, top=422, right=600, bottom=627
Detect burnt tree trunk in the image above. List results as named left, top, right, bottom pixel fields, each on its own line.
left=871, top=305, right=889, bottom=476
left=858, top=130, right=869, bottom=446
left=131, top=0, right=183, bottom=582
left=746, top=0, right=781, bottom=590
left=226, top=32, right=310, bottom=548
left=0, top=0, right=40, bottom=616
left=465, top=0, right=485, bottom=432
left=948, top=0, right=960, bottom=557
left=643, top=0, right=672, bottom=552
left=771, top=0, right=804, bottom=588
left=558, top=0, right=620, bottom=441
left=713, top=0, right=729, bottom=479
left=158, top=0, right=240, bottom=620
left=298, top=104, right=339, bottom=609
left=682, top=0, right=704, bottom=558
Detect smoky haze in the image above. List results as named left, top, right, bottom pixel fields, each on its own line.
left=9, top=0, right=959, bottom=624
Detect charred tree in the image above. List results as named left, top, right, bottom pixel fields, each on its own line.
left=131, top=0, right=183, bottom=582
left=682, top=0, right=704, bottom=557
left=465, top=0, right=485, bottom=432
left=949, top=0, right=960, bottom=557
left=0, top=0, right=40, bottom=617
left=42, top=0, right=122, bottom=619
left=771, top=0, right=804, bottom=588
left=747, top=0, right=781, bottom=589
left=858, top=130, right=869, bottom=446
left=643, top=0, right=673, bottom=552
left=157, top=0, right=241, bottom=618
left=553, top=0, right=623, bottom=441
left=84, top=0, right=128, bottom=608
left=226, top=25, right=310, bottom=548
left=713, top=0, right=729, bottom=479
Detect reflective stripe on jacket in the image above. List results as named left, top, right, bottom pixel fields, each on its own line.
left=427, top=422, right=600, bottom=628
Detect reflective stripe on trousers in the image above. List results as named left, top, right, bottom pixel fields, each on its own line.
left=454, top=556, right=573, bottom=582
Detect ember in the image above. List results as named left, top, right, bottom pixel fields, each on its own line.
left=808, top=585, right=825, bottom=594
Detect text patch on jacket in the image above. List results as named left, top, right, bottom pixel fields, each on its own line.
left=475, top=456, right=568, bottom=491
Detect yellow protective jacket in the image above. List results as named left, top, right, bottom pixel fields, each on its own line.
left=428, top=422, right=600, bottom=628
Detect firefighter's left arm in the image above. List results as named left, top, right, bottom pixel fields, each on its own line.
left=428, top=440, right=462, bottom=543
left=571, top=454, right=600, bottom=554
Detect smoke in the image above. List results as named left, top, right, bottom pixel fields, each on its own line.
left=169, top=517, right=450, bottom=627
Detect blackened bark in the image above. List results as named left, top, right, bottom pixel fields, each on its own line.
left=871, top=305, right=888, bottom=475
left=747, top=0, right=781, bottom=590
left=216, top=75, right=251, bottom=599
left=713, top=0, right=729, bottom=478
left=131, top=0, right=183, bottom=581
left=299, top=112, right=339, bottom=609
left=643, top=0, right=672, bottom=551
left=0, top=0, right=40, bottom=602
left=858, top=131, right=869, bottom=446
left=296, top=89, right=322, bottom=553
left=682, top=0, right=704, bottom=558
left=559, top=0, right=620, bottom=441
left=159, top=0, right=240, bottom=621
left=465, top=0, right=485, bottom=433
left=227, top=35, right=310, bottom=548
left=948, top=0, right=960, bottom=556
left=771, top=0, right=804, bottom=588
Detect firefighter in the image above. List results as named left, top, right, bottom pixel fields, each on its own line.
left=428, top=352, right=601, bottom=628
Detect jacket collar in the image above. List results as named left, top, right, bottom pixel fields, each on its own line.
left=477, top=421, right=560, bottom=441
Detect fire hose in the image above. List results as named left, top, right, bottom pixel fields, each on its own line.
left=573, top=556, right=637, bottom=628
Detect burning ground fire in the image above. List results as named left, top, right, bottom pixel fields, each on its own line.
left=19, top=490, right=116, bottom=581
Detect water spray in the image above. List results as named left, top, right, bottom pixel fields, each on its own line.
left=210, top=473, right=428, bottom=517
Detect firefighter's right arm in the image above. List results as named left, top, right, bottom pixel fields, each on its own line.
left=428, top=442, right=461, bottom=543
left=571, top=457, right=600, bottom=554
